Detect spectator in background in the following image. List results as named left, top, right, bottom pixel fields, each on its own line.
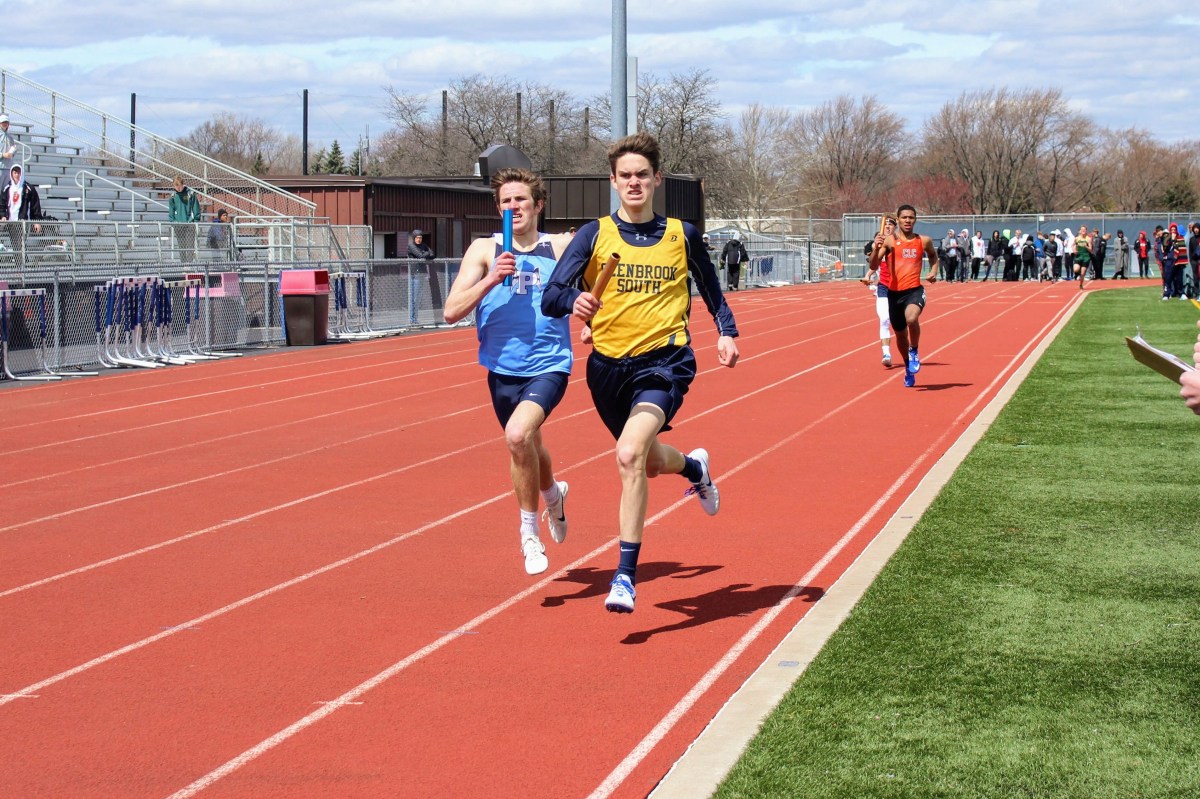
left=3, top=164, right=48, bottom=270
left=1188, top=223, right=1200, bottom=298
left=1061, top=226, right=1076, bottom=282
left=984, top=229, right=1004, bottom=281
left=407, top=228, right=443, bottom=321
left=168, top=174, right=202, bottom=263
left=954, top=229, right=969, bottom=281
left=1007, top=229, right=1025, bottom=281
left=1153, top=225, right=1169, bottom=298
left=1135, top=230, right=1151, bottom=278
left=1090, top=228, right=1108, bottom=280
left=1175, top=225, right=1192, bottom=299
left=1019, top=232, right=1037, bottom=281
left=1045, top=231, right=1062, bottom=281
left=207, top=208, right=233, bottom=256
left=940, top=228, right=961, bottom=282
left=0, top=114, right=17, bottom=177
left=970, top=230, right=985, bottom=280
left=720, top=231, right=748, bottom=291
left=1158, top=224, right=1183, bottom=300
left=1111, top=230, right=1130, bottom=280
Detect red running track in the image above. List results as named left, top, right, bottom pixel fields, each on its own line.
left=0, top=279, right=1091, bottom=798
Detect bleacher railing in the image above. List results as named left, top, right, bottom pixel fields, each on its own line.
left=0, top=69, right=315, bottom=220
left=0, top=218, right=371, bottom=273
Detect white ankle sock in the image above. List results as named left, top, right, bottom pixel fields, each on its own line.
left=520, top=509, right=538, bottom=538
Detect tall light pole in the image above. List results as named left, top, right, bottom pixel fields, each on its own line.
left=611, top=0, right=626, bottom=213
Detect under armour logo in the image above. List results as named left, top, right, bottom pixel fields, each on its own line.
left=634, top=232, right=649, bottom=241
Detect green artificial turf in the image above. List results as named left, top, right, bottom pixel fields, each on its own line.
left=715, top=287, right=1200, bottom=799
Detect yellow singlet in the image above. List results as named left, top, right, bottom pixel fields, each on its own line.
left=586, top=216, right=692, bottom=358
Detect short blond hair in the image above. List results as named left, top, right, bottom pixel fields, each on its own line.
left=490, top=168, right=546, bottom=206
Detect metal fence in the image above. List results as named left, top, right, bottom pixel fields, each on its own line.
left=1, top=244, right=871, bottom=381
left=842, top=211, right=1200, bottom=277
left=0, top=258, right=484, bottom=379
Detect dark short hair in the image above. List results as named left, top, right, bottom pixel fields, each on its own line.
left=607, top=131, right=661, bottom=175
left=896, top=204, right=916, bottom=217
left=490, top=167, right=546, bottom=206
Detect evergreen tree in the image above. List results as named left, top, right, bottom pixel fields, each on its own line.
left=310, top=147, right=327, bottom=175
left=251, top=152, right=268, bottom=176
left=326, top=140, right=347, bottom=175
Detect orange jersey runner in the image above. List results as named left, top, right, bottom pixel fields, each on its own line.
left=885, top=232, right=929, bottom=292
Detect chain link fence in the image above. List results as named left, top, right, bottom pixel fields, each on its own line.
left=0, top=258, right=487, bottom=379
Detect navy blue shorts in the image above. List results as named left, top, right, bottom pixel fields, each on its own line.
left=887, top=285, right=926, bottom=332
left=487, top=371, right=569, bottom=428
left=586, top=345, right=696, bottom=440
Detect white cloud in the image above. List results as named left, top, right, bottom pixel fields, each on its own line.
left=1, top=0, right=1196, bottom=146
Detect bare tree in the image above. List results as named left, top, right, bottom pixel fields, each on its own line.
left=919, top=88, right=1094, bottom=214
left=706, top=104, right=801, bottom=227
left=382, top=75, right=602, bottom=176
left=791, top=95, right=908, bottom=213
left=1097, top=128, right=1195, bottom=211
left=177, top=112, right=289, bottom=174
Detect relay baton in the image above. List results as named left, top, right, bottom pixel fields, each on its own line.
left=502, top=208, right=514, bottom=286
left=591, top=252, right=621, bottom=298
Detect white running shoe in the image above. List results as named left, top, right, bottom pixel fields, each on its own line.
left=684, top=448, right=720, bottom=516
left=605, top=574, right=636, bottom=613
left=521, top=536, right=548, bottom=575
left=882, top=351, right=892, bottom=368
left=542, top=481, right=568, bottom=544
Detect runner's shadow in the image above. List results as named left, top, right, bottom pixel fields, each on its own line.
left=915, top=382, right=972, bottom=391
left=541, top=561, right=722, bottom=608
left=622, top=583, right=825, bottom=646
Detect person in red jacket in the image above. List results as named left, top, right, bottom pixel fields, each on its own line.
left=1135, top=231, right=1152, bottom=278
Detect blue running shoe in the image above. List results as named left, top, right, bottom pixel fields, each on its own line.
left=904, top=371, right=916, bottom=388
left=605, top=574, right=636, bottom=613
left=907, top=348, right=921, bottom=373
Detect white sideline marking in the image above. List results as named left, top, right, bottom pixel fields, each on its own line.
left=639, top=293, right=1086, bottom=799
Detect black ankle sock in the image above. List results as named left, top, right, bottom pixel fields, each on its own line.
left=680, top=456, right=703, bottom=484
left=616, top=541, right=641, bottom=583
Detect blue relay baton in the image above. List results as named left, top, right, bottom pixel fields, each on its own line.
left=502, top=209, right=514, bottom=286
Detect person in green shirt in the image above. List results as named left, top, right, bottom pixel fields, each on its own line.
left=168, top=174, right=202, bottom=262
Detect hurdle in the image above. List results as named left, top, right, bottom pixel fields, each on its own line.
left=158, top=278, right=215, bottom=362
left=1, top=288, right=63, bottom=381
left=145, top=278, right=193, bottom=366
left=96, top=277, right=163, bottom=369
left=328, top=271, right=393, bottom=340
left=181, top=277, right=241, bottom=359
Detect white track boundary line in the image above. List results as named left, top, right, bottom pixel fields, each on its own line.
left=639, top=292, right=1085, bottom=799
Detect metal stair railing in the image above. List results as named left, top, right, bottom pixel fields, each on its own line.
left=74, top=169, right=168, bottom=219
left=1, top=69, right=315, bottom=220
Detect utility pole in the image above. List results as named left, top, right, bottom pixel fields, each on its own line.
left=611, top=0, right=626, bottom=213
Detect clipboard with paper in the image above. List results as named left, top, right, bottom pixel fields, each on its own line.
left=1125, top=327, right=1195, bottom=385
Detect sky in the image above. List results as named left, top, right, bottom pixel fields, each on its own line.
left=3, top=0, right=1199, bottom=155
